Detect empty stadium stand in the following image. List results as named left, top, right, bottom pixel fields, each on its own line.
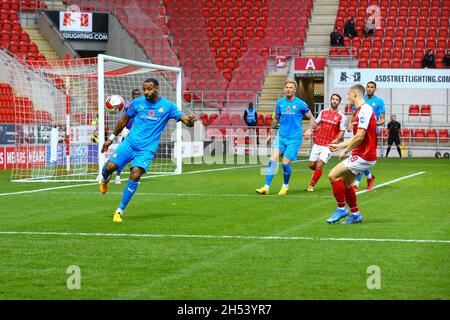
left=331, top=0, right=449, bottom=68
left=0, top=82, right=53, bottom=124
left=79, top=0, right=313, bottom=109
left=0, top=0, right=50, bottom=64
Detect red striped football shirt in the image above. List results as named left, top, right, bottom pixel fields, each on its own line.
left=352, top=103, right=378, bottom=161
left=313, top=108, right=345, bottom=146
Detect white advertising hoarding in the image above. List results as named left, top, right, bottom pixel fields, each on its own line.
left=334, top=69, right=450, bottom=89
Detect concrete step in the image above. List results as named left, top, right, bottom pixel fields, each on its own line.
left=310, top=15, right=338, bottom=24
left=259, top=96, right=282, bottom=101
left=312, top=6, right=339, bottom=15
left=22, top=26, right=60, bottom=60
left=305, top=35, right=331, bottom=44
left=308, top=24, right=335, bottom=33
left=315, top=0, right=340, bottom=4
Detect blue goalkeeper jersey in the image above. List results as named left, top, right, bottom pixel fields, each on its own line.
left=275, top=96, right=310, bottom=142
left=125, top=96, right=184, bottom=152
left=352, top=95, right=385, bottom=120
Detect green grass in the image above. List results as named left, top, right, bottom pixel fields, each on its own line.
left=0, top=158, right=449, bottom=299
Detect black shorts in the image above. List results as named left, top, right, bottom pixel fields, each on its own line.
left=388, top=136, right=401, bottom=145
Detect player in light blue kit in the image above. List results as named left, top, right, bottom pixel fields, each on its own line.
left=114, top=88, right=141, bottom=184
left=256, top=80, right=315, bottom=196
left=347, top=81, right=385, bottom=191
left=100, top=78, right=197, bottom=222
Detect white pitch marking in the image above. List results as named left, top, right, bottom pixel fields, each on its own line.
left=0, top=231, right=448, bottom=244
left=356, top=171, right=426, bottom=195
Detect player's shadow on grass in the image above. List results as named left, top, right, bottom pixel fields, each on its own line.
left=362, top=217, right=395, bottom=224
left=129, top=213, right=185, bottom=221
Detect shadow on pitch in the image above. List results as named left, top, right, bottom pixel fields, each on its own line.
left=361, top=217, right=395, bottom=224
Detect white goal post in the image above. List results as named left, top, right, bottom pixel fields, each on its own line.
left=97, top=54, right=183, bottom=179
left=1, top=51, right=183, bottom=182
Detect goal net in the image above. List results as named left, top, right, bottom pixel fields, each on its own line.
left=1, top=52, right=182, bottom=182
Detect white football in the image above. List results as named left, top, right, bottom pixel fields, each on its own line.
left=105, top=95, right=125, bottom=114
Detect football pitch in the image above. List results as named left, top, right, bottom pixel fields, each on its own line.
left=0, top=158, right=449, bottom=300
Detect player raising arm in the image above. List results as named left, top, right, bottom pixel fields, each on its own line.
left=326, top=84, right=377, bottom=224
left=305, top=93, right=345, bottom=192
left=256, top=80, right=315, bottom=196
left=100, top=78, right=197, bottom=222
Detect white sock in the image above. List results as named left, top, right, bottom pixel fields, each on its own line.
left=351, top=211, right=360, bottom=216
left=354, top=180, right=360, bottom=187
left=366, top=173, right=372, bottom=179
left=338, top=206, right=346, bottom=210
left=282, top=184, right=289, bottom=188
left=264, top=184, right=270, bottom=190
left=116, top=208, right=123, bottom=215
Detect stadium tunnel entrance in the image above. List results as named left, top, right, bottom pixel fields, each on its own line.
left=295, top=75, right=325, bottom=117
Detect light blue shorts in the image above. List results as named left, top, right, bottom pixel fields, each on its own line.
left=108, top=139, right=155, bottom=173
left=274, top=137, right=302, bottom=161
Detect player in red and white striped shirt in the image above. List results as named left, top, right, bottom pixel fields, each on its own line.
left=327, top=85, right=378, bottom=224
left=305, top=94, right=345, bottom=192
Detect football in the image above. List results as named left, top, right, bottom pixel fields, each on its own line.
left=105, top=95, right=125, bottom=114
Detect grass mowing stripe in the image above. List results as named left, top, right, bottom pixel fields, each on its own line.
left=0, top=231, right=448, bottom=244
left=0, top=160, right=307, bottom=197
left=49, top=191, right=334, bottom=198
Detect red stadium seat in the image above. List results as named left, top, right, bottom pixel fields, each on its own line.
left=402, top=128, right=412, bottom=139
left=208, top=114, right=219, bottom=126
left=358, top=59, right=368, bottom=68
left=381, top=49, right=391, bottom=59
left=199, top=113, right=209, bottom=126
left=420, top=105, right=431, bottom=116
left=371, top=49, right=381, bottom=59
left=438, top=130, right=449, bottom=143
left=403, top=49, right=413, bottom=59
left=402, top=59, right=412, bottom=68
left=409, top=104, right=420, bottom=116
left=426, top=129, right=437, bottom=143
left=414, top=129, right=425, bottom=143
left=380, top=59, right=390, bottom=68
left=264, top=114, right=273, bottom=127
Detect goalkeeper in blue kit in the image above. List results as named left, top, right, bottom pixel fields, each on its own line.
left=100, top=78, right=197, bottom=222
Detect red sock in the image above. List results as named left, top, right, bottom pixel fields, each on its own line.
left=345, top=186, right=359, bottom=213
left=331, top=180, right=346, bottom=208
left=310, top=167, right=323, bottom=187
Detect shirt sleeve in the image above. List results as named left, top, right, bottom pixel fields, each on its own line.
left=275, top=101, right=281, bottom=117
left=301, top=102, right=311, bottom=115
left=357, top=106, right=373, bottom=130
left=169, top=102, right=184, bottom=121
left=315, top=110, right=322, bottom=124
left=378, top=98, right=385, bottom=115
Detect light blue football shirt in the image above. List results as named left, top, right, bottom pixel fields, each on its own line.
left=275, top=96, right=310, bottom=142
left=125, top=96, right=184, bottom=152
left=352, top=95, right=385, bottom=120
